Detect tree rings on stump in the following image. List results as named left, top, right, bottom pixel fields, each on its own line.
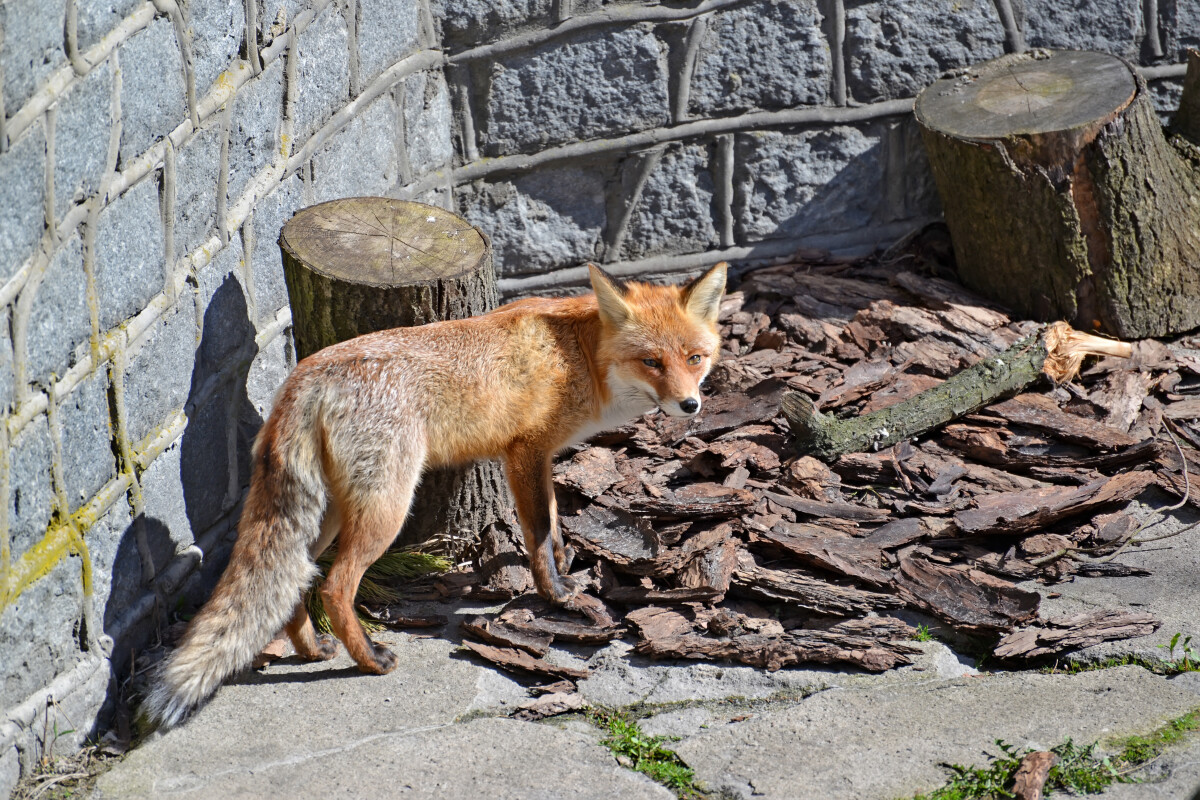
left=279, top=198, right=519, bottom=572
left=916, top=50, right=1200, bottom=338
left=280, top=197, right=495, bottom=359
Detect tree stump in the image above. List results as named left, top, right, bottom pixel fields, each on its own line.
left=915, top=49, right=1200, bottom=338
left=279, top=198, right=532, bottom=594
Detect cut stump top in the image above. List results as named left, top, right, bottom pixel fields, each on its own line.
left=279, top=197, right=488, bottom=288
left=915, top=50, right=1137, bottom=140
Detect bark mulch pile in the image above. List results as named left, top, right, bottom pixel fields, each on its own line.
left=392, top=226, right=1200, bottom=688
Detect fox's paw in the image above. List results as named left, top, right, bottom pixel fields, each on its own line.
left=360, top=641, right=398, bottom=674
left=311, top=633, right=339, bottom=661
left=541, top=574, right=585, bottom=606
left=555, top=544, right=576, bottom=574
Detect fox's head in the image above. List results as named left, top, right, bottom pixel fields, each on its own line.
left=590, top=262, right=727, bottom=418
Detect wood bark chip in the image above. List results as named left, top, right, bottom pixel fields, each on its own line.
left=460, top=616, right=553, bottom=657
left=733, top=550, right=903, bottom=615
left=953, top=470, right=1154, bottom=536
left=895, top=556, right=1040, bottom=633
left=462, top=640, right=590, bottom=680
left=994, top=610, right=1161, bottom=660
left=1012, top=750, right=1058, bottom=800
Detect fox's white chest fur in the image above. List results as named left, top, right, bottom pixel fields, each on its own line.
left=565, top=383, right=657, bottom=448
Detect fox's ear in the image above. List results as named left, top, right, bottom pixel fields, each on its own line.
left=683, top=262, right=727, bottom=325
left=589, top=263, right=632, bottom=327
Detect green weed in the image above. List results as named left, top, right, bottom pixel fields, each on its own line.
left=913, top=624, right=936, bottom=642
left=910, top=707, right=1200, bottom=799
left=589, top=709, right=707, bottom=799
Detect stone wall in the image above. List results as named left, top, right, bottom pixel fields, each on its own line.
left=0, top=0, right=1192, bottom=793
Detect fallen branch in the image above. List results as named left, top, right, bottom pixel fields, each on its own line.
left=782, top=322, right=1132, bottom=461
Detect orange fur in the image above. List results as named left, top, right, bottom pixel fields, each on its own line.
left=142, top=263, right=726, bottom=728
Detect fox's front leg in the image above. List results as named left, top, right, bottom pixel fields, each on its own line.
left=504, top=444, right=579, bottom=604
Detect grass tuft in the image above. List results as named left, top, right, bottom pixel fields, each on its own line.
left=589, top=709, right=707, bottom=798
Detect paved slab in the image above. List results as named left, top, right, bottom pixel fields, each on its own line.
left=90, top=593, right=1200, bottom=800
left=92, top=632, right=668, bottom=800
left=668, top=666, right=1198, bottom=800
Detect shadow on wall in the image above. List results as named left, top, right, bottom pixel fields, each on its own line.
left=99, top=274, right=264, bottom=728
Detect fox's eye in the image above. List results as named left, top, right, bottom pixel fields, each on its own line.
left=643, top=358, right=660, bottom=369
left=687, top=354, right=703, bottom=366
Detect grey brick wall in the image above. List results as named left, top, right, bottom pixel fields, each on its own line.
left=0, top=0, right=1194, bottom=793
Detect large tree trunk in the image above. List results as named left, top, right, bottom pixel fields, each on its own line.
left=915, top=49, right=1200, bottom=339
left=279, top=198, right=531, bottom=593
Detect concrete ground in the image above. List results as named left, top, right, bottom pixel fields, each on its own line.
left=92, top=514, right=1200, bottom=800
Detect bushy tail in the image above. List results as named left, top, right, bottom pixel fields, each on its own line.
left=141, top=426, right=326, bottom=729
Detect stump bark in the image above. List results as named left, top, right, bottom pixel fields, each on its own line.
left=915, top=49, right=1200, bottom=338
left=279, top=198, right=528, bottom=591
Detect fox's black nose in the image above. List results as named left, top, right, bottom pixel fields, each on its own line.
left=680, top=397, right=699, bottom=414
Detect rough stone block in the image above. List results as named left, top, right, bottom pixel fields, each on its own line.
left=26, top=234, right=91, bottom=386
left=185, top=0, right=245, bottom=97
left=180, top=380, right=235, bottom=534
left=45, top=657, right=110, bottom=757
left=53, top=59, right=113, bottom=221
left=1, top=747, right=18, bottom=800
left=483, top=25, right=670, bottom=156
left=140, top=439, right=196, bottom=550
left=294, top=4, right=351, bottom=145
left=174, top=120, right=222, bottom=258
left=197, top=237, right=253, bottom=371
left=0, top=0, right=68, bottom=116
left=458, top=165, right=607, bottom=276
left=432, top=0, right=553, bottom=47
left=0, top=308, right=13, bottom=414
left=311, top=93, right=398, bottom=203
left=84, top=493, right=133, bottom=635
left=245, top=329, right=291, bottom=420
left=1024, top=0, right=1141, bottom=60
left=8, top=414, right=55, bottom=562
left=402, top=70, right=453, bottom=178
left=250, top=175, right=303, bottom=325
left=357, top=0, right=421, bottom=86
left=58, top=368, right=116, bottom=511
left=892, top=117, right=941, bottom=223
left=0, top=123, right=47, bottom=283
left=1165, top=0, right=1200, bottom=59
left=1150, top=78, right=1183, bottom=126
left=845, top=0, right=1005, bottom=102
left=734, top=126, right=884, bottom=242
left=94, top=174, right=165, bottom=331
left=76, top=0, right=143, bottom=52
left=124, top=292, right=198, bottom=445
left=0, top=556, right=85, bottom=713
left=226, top=59, right=284, bottom=208
left=689, top=0, right=829, bottom=115
left=118, top=18, right=187, bottom=167
left=258, top=0, right=304, bottom=50
left=620, top=143, right=717, bottom=260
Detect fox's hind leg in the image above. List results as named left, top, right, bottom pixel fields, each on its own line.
left=285, top=506, right=343, bottom=661
left=321, top=473, right=418, bottom=675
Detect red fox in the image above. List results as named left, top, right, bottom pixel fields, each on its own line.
left=142, top=262, right=726, bottom=728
